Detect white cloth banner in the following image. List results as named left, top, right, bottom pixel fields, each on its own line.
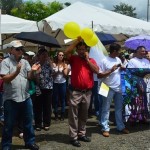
left=89, top=39, right=107, bottom=65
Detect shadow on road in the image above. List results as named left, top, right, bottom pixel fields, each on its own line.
left=35, top=133, right=69, bottom=144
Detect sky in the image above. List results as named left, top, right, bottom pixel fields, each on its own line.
left=33, top=0, right=149, bottom=20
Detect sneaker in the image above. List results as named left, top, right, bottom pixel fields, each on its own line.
left=35, top=127, right=41, bottom=131
left=102, top=131, right=109, bottom=137
left=44, top=126, right=49, bottom=131
left=120, top=128, right=129, bottom=134
left=19, top=132, right=23, bottom=139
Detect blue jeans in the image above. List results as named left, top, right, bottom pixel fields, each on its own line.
left=1, top=98, right=35, bottom=149
left=98, top=94, right=103, bottom=124
left=101, top=88, right=125, bottom=131
left=0, top=92, right=3, bottom=117
left=90, top=81, right=99, bottom=115
left=53, top=82, right=66, bottom=113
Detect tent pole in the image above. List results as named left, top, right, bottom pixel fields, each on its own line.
left=147, top=0, right=150, bottom=22
left=55, top=29, right=61, bottom=38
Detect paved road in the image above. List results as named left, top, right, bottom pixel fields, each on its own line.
left=0, top=114, right=150, bottom=150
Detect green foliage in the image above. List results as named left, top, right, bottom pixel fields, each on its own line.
left=47, top=1, right=63, bottom=15
left=113, top=2, right=137, bottom=18
left=1, top=0, right=23, bottom=14
left=11, top=0, right=64, bottom=21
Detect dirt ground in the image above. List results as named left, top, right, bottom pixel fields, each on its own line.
left=0, top=111, right=150, bottom=150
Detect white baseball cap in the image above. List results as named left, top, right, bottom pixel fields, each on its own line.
left=2, top=40, right=23, bottom=50
left=25, top=51, right=35, bottom=56
left=9, top=40, right=23, bottom=48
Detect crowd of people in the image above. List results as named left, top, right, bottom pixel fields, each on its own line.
left=0, top=39, right=149, bottom=149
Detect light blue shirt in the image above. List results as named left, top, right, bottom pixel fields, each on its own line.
left=0, top=55, right=31, bottom=102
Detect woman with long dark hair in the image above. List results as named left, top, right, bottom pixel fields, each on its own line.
left=53, top=51, right=68, bottom=120
left=34, top=48, right=53, bottom=131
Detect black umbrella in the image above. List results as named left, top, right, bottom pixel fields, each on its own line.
left=14, top=31, right=61, bottom=48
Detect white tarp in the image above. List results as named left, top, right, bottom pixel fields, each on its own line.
left=39, top=1, right=150, bottom=36
left=1, top=14, right=39, bottom=51
left=1, top=14, right=38, bottom=34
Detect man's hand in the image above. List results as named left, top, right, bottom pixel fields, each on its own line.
left=16, top=62, right=22, bottom=74
left=77, top=36, right=82, bottom=42
left=84, top=52, right=89, bottom=61
left=120, top=65, right=126, bottom=70
left=3, top=62, right=22, bottom=83
left=111, top=65, right=118, bottom=73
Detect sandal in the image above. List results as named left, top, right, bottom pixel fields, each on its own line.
left=44, top=126, right=49, bottom=131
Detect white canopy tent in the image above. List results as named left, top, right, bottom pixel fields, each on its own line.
left=1, top=14, right=39, bottom=51
left=1, top=14, right=38, bottom=34
left=39, top=1, right=150, bottom=36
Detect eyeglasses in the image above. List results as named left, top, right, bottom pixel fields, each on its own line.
left=15, top=47, right=24, bottom=52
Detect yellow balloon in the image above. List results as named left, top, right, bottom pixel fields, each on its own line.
left=63, top=22, right=81, bottom=39
left=81, top=28, right=94, bottom=41
left=85, top=34, right=99, bottom=47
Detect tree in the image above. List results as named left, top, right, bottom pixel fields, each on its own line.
left=11, top=0, right=64, bottom=21
left=113, top=2, right=137, bottom=18
left=1, top=0, right=23, bottom=14
left=47, top=1, right=64, bottom=15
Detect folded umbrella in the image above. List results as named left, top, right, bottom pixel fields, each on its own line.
left=125, top=35, right=150, bottom=51
left=96, top=32, right=117, bottom=45
left=14, top=31, right=61, bottom=48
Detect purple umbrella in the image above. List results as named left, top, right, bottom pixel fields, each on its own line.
left=125, top=35, right=150, bottom=51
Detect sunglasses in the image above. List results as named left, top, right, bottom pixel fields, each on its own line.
left=15, top=47, right=24, bottom=52
left=58, top=54, right=64, bottom=57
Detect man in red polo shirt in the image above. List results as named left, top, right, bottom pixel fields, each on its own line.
left=65, top=39, right=99, bottom=147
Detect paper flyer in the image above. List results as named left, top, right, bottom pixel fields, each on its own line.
left=99, top=82, right=109, bottom=97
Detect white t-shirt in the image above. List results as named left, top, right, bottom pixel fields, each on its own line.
left=127, top=57, right=150, bottom=68
left=122, top=59, right=128, bottom=68
left=100, top=56, right=122, bottom=92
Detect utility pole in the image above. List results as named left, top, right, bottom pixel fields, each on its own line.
left=147, top=0, right=150, bottom=21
